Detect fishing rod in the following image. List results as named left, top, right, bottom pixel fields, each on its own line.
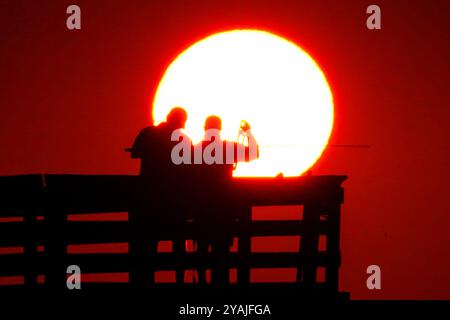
left=257, top=144, right=371, bottom=149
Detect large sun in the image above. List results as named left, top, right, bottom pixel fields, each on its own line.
left=153, top=30, right=334, bottom=177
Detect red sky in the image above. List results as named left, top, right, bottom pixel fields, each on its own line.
left=0, top=0, right=449, bottom=299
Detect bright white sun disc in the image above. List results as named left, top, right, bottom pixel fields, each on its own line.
left=153, top=29, right=334, bottom=177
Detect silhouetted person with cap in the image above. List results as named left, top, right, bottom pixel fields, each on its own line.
left=194, top=115, right=259, bottom=285
left=129, top=107, right=192, bottom=286
left=131, top=107, right=190, bottom=177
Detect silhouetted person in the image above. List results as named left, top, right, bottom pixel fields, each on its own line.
left=129, top=107, right=192, bottom=286
left=131, top=107, right=190, bottom=177
left=194, top=115, right=259, bottom=285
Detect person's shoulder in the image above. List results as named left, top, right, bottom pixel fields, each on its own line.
left=138, top=125, right=153, bottom=132
left=141, top=123, right=167, bottom=134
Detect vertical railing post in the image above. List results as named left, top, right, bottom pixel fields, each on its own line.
left=324, top=197, right=343, bottom=294
left=23, top=208, right=38, bottom=288
left=299, top=203, right=321, bottom=288
left=45, top=206, right=67, bottom=291
left=129, top=209, right=150, bottom=289
left=237, top=206, right=251, bottom=285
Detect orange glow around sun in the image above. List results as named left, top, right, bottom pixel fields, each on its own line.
left=153, top=29, right=334, bottom=177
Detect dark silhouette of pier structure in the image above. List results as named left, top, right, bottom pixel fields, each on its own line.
left=0, top=174, right=348, bottom=301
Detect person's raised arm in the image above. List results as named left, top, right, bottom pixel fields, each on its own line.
left=235, top=121, right=259, bottom=162
left=245, top=129, right=259, bottom=161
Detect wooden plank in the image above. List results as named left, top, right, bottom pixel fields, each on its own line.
left=324, top=202, right=342, bottom=292
left=249, top=220, right=328, bottom=236
left=61, top=252, right=331, bottom=271
left=44, top=207, right=67, bottom=290
left=234, top=176, right=347, bottom=206
left=0, top=175, right=45, bottom=213
left=299, top=204, right=322, bottom=285
left=44, top=175, right=138, bottom=213
left=237, top=207, right=251, bottom=284
left=56, top=222, right=131, bottom=244
left=0, top=220, right=328, bottom=245
left=0, top=254, right=46, bottom=274
left=1, top=174, right=346, bottom=213
left=0, top=252, right=335, bottom=275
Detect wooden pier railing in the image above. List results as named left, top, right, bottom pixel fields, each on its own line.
left=0, top=174, right=347, bottom=299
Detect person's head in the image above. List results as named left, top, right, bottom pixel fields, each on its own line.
left=166, top=107, right=188, bottom=129
left=204, top=115, right=222, bottom=131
